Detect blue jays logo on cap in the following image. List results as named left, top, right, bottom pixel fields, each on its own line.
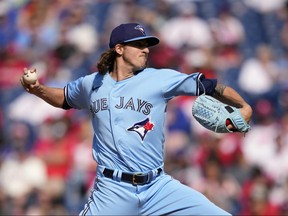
left=127, top=117, right=154, bottom=141
left=109, top=23, right=160, bottom=48
left=134, top=25, right=145, bottom=35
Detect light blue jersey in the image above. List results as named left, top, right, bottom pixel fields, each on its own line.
left=65, top=68, right=231, bottom=215
left=65, top=68, right=202, bottom=172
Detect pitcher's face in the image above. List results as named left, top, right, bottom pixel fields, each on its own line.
left=120, top=40, right=150, bottom=72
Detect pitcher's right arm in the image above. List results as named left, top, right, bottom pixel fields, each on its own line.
left=20, top=67, right=69, bottom=109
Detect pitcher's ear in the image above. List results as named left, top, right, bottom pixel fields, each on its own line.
left=114, top=44, right=124, bottom=55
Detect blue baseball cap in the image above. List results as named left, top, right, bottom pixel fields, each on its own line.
left=109, top=23, right=160, bottom=48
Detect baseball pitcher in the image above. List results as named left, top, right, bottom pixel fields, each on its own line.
left=21, top=23, right=252, bottom=215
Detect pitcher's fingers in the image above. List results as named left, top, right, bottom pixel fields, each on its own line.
left=23, top=67, right=29, bottom=75
left=20, top=77, right=30, bottom=91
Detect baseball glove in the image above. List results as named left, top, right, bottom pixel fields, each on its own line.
left=192, top=94, right=250, bottom=133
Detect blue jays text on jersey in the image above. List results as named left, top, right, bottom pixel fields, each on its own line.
left=90, top=96, right=153, bottom=116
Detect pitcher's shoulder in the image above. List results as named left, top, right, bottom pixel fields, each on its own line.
left=80, top=72, right=104, bottom=90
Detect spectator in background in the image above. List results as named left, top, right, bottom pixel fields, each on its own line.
left=277, top=3, right=288, bottom=96
left=159, top=2, right=214, bottom=50
left=208, top=5, right=245, bottom=84
left=157, top=2, right=221, bottom=94
left=133, top=0, right=175, bottom=29
left=15, top=0, right=61, bottom=60
left=241, top=99, right=288, bottom=183
left=270, top=177, right=288, bottom=215
left=0, top=44, right=27, bottom=92
left=0, top=121, right=47, bottom=215
left=101, top=0, right=138, bottom=43
left=65, top=115, right=96, bottom=214
left=32, top=113, right=78, bottom=212
left=0, top=0, right=18, bottom=49
left=63, top=3, right=99, bottom=55
left=238, top=44, right=281, bottom=105
left=208, top=7, right=245, bottom=47
left=243, top=0, right=286, bottom=14
left=240, top=167, right=280, bottom=216
left=43, top=2, right=99, bottom=82
left=0, top=44, right=30, bottom=148
left=149, top=39, right=185, bottom=71
left=200, top=158, right=242, bottom=215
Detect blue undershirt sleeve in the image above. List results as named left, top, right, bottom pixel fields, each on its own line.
left=198, top=75, right=217, bottom=96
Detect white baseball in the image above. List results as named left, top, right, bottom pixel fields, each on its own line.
left=23, top=70, right=38, bottom=84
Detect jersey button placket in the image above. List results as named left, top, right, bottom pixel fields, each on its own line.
left=109, top=86, right=117, bottom=138
left=109, top=85, right=122, bottom=147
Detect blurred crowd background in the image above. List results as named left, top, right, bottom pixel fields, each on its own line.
left=0, top=0, right=288, bottom=215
